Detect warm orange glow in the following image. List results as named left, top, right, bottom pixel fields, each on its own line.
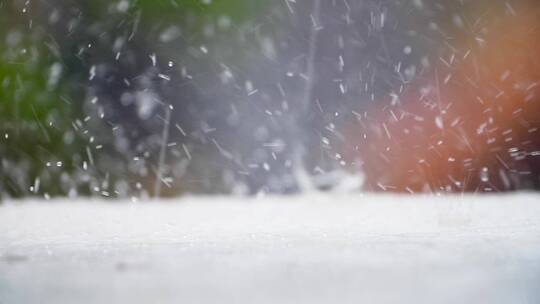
left=345, top=6, right=540, bottom=192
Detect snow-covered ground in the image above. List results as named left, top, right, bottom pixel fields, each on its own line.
left=1, top=193, right=540, bottom=304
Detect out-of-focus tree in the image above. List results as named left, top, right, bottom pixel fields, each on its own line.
left=0, top=0, right=271, bottom=199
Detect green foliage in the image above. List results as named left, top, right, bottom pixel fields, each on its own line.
left=0, top=0, right=268, bottom=198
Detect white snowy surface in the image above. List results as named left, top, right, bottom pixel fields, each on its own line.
left=1, top=193, right=540, bottom=304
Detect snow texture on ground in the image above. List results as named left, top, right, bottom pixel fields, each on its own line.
left=1, top=193, right=540, bottom=304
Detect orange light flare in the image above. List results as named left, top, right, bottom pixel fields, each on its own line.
left=342, top=6, right=540, bottom=193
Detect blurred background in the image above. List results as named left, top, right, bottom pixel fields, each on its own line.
left=1, top=0, right=539, bottom=199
